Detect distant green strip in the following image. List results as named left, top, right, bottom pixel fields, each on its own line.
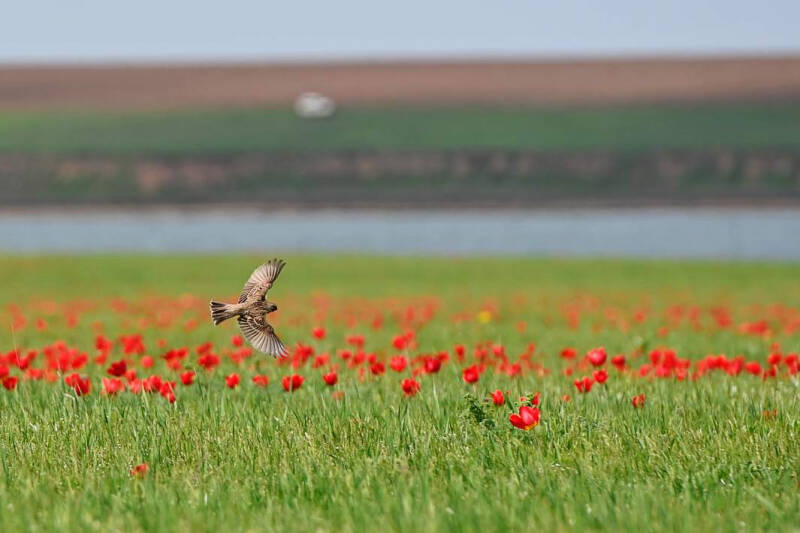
left=2, top=103, right=800, bottom=154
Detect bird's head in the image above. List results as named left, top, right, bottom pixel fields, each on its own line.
left=267, top=302, right=278, bottom=313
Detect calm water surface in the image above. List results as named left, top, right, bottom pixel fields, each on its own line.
left=0, top=208, right=798, bottom=260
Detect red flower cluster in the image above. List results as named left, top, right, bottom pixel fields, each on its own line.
left=282, top=374, right=304, bottom=392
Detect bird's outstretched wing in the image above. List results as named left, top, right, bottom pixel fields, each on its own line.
left=238, top=258, right=286, bottom=303
left=237, top=315, right=288, bottom=357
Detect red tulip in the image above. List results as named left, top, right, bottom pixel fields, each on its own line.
left=64, top=373, right=91, bottom=396
left=574, top=376, right=594, bottom=393
left=197, top=353, right=220, bottom=371
left=346, top=335, right=365, bottom=348
left=143, top=375, right=163, bottom=393
left=107, top=360, right=127, bottom=377
left=130, top=463, right=149, bottom=478
left=632, top=393, right=646, bottom=408
left=593, top=369, right=608, bottom=384
left=454, top=344, right=465, bottom=361
left=744, top=361, right=762, bottom=376
left=462, top=365, right=480, bottom=384
left=509, top=405, right=540, bottom=430
left=560, top=347, right=577, bottom=360
left=225, top=373, right=240, bottom=389
left=323, top=371, right=338, bottom=386
left=2, top=376, right=19, bottom=391
left=282, top=374, right=305, bottom=392
left=180, top=370, right=196, bottom=386
left=390, top=356, right=408, bottom=372
left=312, top=327, right=326, bottom=340
left=424, top=357, right=441, bottom=374
left=101, top=377, right=124, bottom=395
left=490, top=389, right=505, bottom=406
left=587, top=347, right=607, bottom=366
left=252, top=374, right=269, bottom=387
left=401, top=378, right=420, bottom=397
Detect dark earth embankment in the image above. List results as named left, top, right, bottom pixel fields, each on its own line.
left=3, top=148, right=799, bottom=207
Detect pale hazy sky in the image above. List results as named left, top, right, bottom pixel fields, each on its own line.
left=3, top=0, right=800, bottom=63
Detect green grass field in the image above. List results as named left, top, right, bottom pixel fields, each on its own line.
left=1, top=255, right=799, bottom=532
left=2, top=103, right=800, bottom=154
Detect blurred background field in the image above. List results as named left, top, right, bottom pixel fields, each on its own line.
left=2, top=60, right=800, bottom=208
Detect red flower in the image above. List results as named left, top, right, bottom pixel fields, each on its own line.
left=454, top=344, right=465, bottom=360
left=490, top=389, right=505, bottom=406
left=282, top=374, right=305, bottom=392
left=509, top=405, right=540, bottom=430
left=346, top=335, right=365, bottom=348
left=130, top=463, right=149, bottom=478
left=573, top=376, right=594, bottom=393
left=611, top=354, right=626, bottom=370
left=159, top=381, right=176, bottom=403
left=744, top=361, right=763, bottom=376
left=632, top=393, right=646, bottom=408
left=252, top=374, right=269, bottom=387
left=231, top=335, right=244, bottom=347
left=390, top=356, right=408, bottom=372
left=2, top=376, right=19, bottom=391
left=180, top=370, right=196, bottom=385
left=101, top=377, right=124, bottom=395
left=64, top=373, right=91, bottom=396
left=225, top=373, right=240, bottom=389
left=560, top=347, right=577, bottom=360
left=140, top=356, right=154, bottom=368
left=143, top=375, right=163, bottom=393
left=587, top=347, right=607, bottom=366
left=323, top=371, right=338, bottom=386
left=462, top=365, right=480, bottom=384
left=392, top=332, right=413, bottom=350
left=312, top=327, right=326, bottom=340
left=107, top=360, right=127, bottom=377
left=197, top=352, right=220, bottom=371
left=95, top=334, right=113, bottom=352
left=312, top=353, right=330, bottom=368
left=370, top=362, right=386, bottom=375
left=424, top=357, right=441, bottom=374
left=121, top=334, right=146, bottom=355
left=592, top=369, right=608, bottom=384
left=401, top=378, right=420, bottom=396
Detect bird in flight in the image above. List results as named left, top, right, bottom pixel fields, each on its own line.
left=209, top=258, right=288, bottom=357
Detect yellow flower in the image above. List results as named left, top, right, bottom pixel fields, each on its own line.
left=477, top=310, right=492, bottom=324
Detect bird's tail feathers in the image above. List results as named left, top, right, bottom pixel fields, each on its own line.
left=210, top=301, right=238, bottom=325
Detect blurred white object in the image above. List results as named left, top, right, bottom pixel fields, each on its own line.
left=294, top=92, right=336, bottom=118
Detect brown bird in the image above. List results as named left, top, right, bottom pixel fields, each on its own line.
left=209, top=258, right=288, bottom=357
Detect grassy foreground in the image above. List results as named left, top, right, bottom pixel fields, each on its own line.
left=0, top=255, right=799, bottom=532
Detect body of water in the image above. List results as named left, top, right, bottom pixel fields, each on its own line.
left=0, top=208, right=798, bottom=260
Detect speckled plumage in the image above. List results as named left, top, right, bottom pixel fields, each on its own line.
left=209, top=258, right=288, bottom=357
